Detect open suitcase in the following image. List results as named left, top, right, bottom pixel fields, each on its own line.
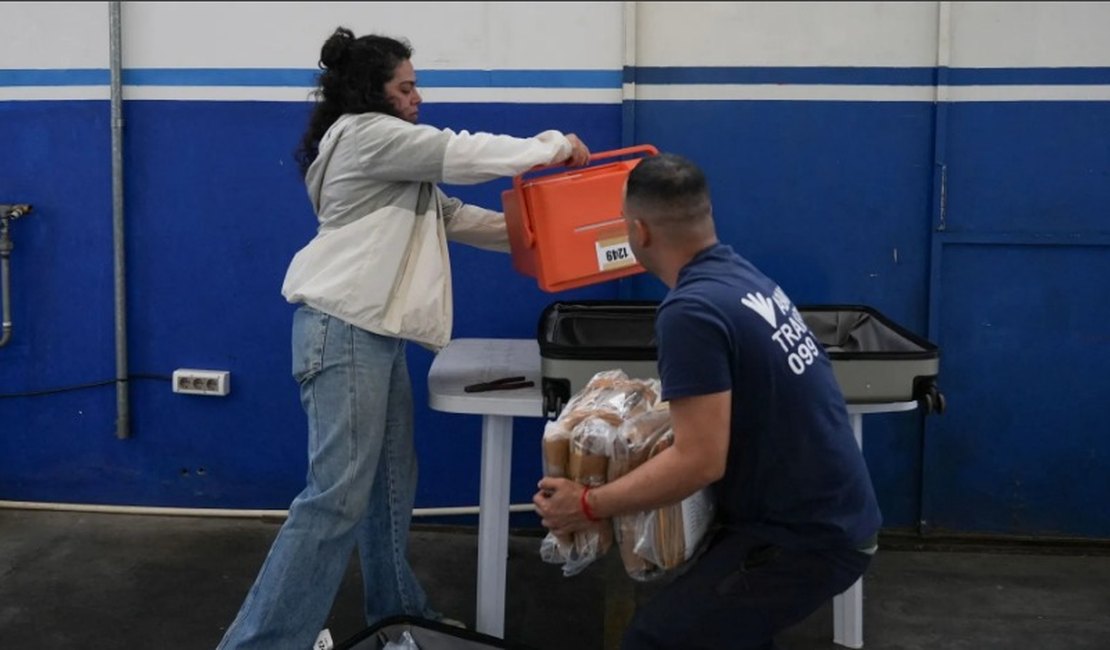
left=334, top=615, right=536, bottom=650
left=797, top=304, right=944, bottom=411
left=537, top=301, right=660, bottom=418
left=537, top=301, right=944, bottom=419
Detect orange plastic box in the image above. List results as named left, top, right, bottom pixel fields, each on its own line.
left=502, top=145, right=658, bottom=293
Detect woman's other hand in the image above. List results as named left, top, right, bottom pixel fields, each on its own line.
left=564, top=134, right=590, bottom=167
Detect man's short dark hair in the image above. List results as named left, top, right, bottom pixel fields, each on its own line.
left=625, top=153, right=711, bottom=226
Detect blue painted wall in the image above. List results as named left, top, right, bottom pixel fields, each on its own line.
left=3, top=77, right=1109, bottom=540
left=927, top=241, right=1110, bottom=537
left=922, top=101, right=1110, bottom=537
left=622, top=96, right=1110, bottom=538
left=623, top=100, right=937, bottom=531
left=0, top=99, right=622, bottom=517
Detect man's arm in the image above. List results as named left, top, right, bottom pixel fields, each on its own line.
left=534, top=389, right=730, bottom=537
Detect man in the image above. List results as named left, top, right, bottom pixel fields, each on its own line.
left=533, top=153, right=881, bottom=649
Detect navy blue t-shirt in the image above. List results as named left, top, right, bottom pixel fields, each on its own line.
left=657, top=243, right=881, bottom=550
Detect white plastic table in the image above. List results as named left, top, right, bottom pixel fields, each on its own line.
left=427, top=338, right=544, bottom=637
left=428, top=337, right=916, bottom=645
left=834, top=400, right=918, bottom=648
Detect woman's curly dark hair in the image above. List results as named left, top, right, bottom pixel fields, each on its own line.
left=295, top=27, right=413, bottom=175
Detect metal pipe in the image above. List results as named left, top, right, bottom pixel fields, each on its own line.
left=0, top=219, right=12, bottom=348
left=621, top=1, right=638, bottom=148
left=0, top=204, right=31, bottom=348
left=109, top=1, right=130, bottom=439
left=617, top=1, right=638, bottom=301
left=920, top=0, right=953, bottom=537
left=0, top=499, right=537, bottom=520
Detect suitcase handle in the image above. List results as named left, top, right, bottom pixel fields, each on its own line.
left=513, top=144, right=659, bottom=248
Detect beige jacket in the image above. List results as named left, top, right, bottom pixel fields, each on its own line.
left=281, top=112, right=572, bottom=350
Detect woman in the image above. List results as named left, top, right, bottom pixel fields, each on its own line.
left=217, top=27, right=589, bottom=650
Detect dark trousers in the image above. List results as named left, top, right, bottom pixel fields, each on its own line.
left=621, top=530, right=872, bottom=650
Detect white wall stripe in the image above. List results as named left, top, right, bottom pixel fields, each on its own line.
left=945, top=85, right=1110, bottom=102
left=5, top=85, right=1110, bottom=104
left=634, top=84, right=937, bottom=103
left=0, top=86, right=624, bottom=104
left=418, top=87, right=622, bottom=104
left=123, top=86, right=317, bottom=102
left=627, top=84, right=1110, bottom=103
left=0, top=86, right=109, bottom=101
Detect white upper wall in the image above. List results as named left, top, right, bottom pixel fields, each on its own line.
left=0, top=2, right=109, bottom=68
left=949, top=1, right=1110, bottom=67
left=3, top=1, right=1109, bottom=75
left=635, top=2, right=941, bottom=67
left=120, top=1, right=622, bottom=70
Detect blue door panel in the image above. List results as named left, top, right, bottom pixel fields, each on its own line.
left=925, top=242, right=1110, bottom=537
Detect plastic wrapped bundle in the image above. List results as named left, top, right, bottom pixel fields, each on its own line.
left=608, top=405, right=672, bottom=579
left=622, top=431, right=716, bottom=581
left=541, top=420, right=571, bottom=479
left=561, top=370, right=658, bottom=425
left=540, top=413, right=616, bottom=576
left=540, top=369, right=713, bottom=580
left=633, top=486, right=715, bottom=575
left=540, top=370, right=659, bottom=576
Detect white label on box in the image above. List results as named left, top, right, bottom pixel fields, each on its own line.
left=596, top=236, right=638, bottom=272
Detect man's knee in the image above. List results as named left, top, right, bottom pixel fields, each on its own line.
left=622, top=606, right=777, bottom=650
left=620, top=609, right=665, bottom=650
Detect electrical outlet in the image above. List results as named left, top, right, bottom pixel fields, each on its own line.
left=172, top=369, right=231, bottom=396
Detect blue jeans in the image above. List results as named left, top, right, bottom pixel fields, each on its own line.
left=217, top=306, right=438, bottom=650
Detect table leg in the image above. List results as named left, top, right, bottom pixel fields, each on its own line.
left=833, top=411, right=865, bottom=648
left=833, top=577, right=864, bottom=649
left=476, top=414, right=513, bottom=637
left=849, top=411, right=863, bottom=449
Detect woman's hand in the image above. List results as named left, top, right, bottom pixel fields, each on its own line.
left=563, top=134, right=591, bottom=167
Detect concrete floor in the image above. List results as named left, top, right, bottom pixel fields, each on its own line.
left=1, top=509, right=1108, bottom=649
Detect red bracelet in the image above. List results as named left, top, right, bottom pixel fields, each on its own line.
left=580, top=486, right=600, bottom=522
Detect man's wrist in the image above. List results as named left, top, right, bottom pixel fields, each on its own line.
left=580, top=486, right=600, bottom=522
